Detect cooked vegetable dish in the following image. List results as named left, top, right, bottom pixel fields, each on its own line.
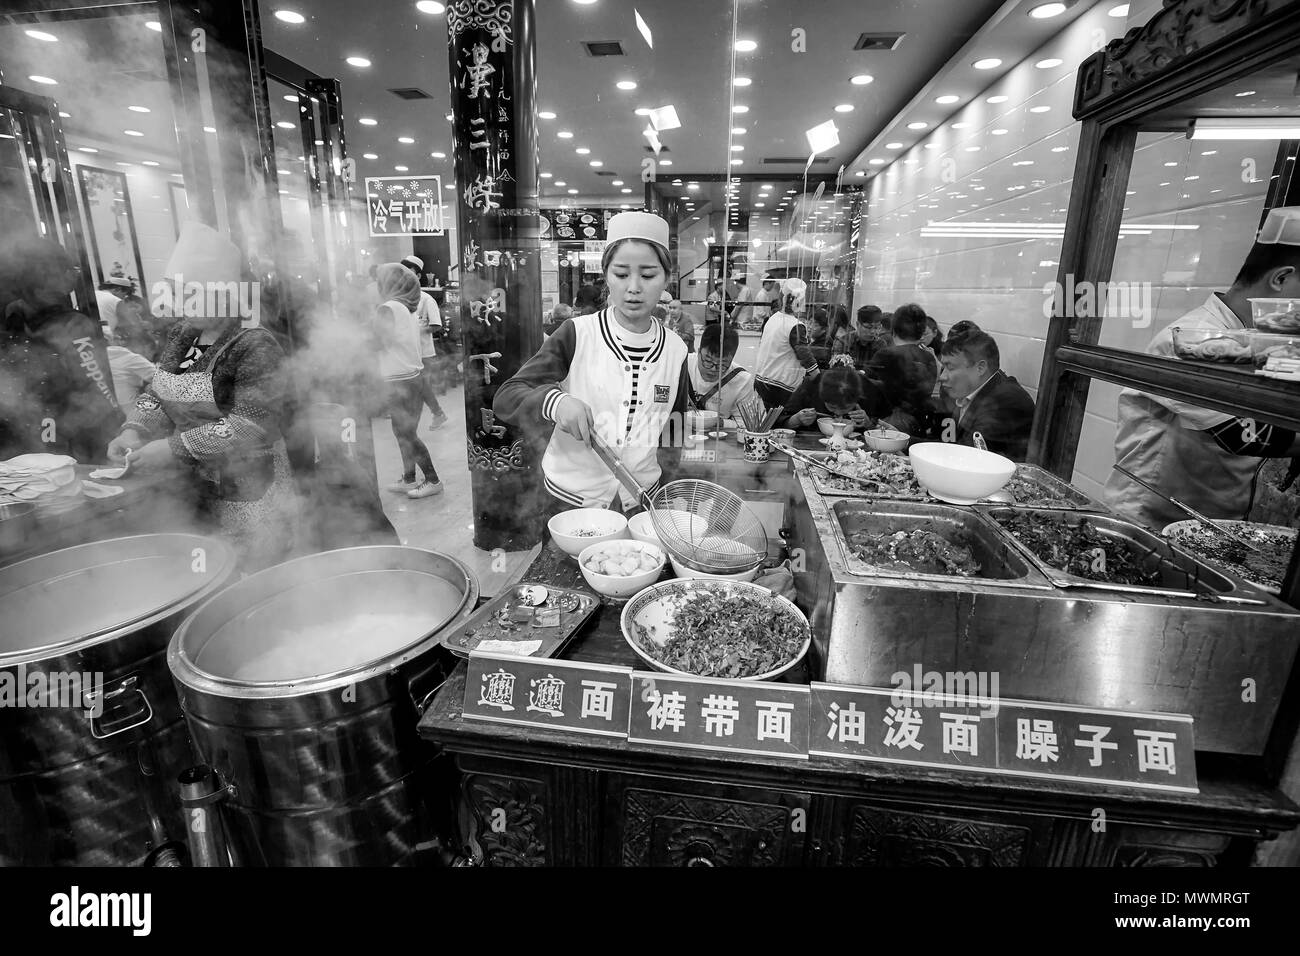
left=818, top=450, right=926, bottom=497
left=1003, top=473, right=1090, bottom=508
left=847, top=528, right=981, bottom=576
left=630, top=589, right=807, bottom=679
left=1165, top=524, right=1294, bottom=592
left=997, top=514, right=1161, bottom=585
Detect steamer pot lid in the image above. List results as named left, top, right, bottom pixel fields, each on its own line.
left=173, top=547, right=474, bottom=687
left=0, top=534, right=237, bottom=666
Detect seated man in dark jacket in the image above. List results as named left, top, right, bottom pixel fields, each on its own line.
left=779, top=367, right=888, bottom=432
left=936, top=330, right=1036, bottom=461
left=865, top=303, right=938, bottom=437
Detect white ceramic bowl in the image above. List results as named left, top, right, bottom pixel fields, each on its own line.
left=621, top=579, right=811, bottom=681
left=817, top=416, right=857, bottom=438
left=628, top=509, right=707, bottom=548
left=686, top=409, right=720, bottom=434
left=863, top=427, right=910, bottom=453
left=908, top=442, right=1016, bottom=505
left=578, top=539, right=666, bottom=598
left=668, top=554, right=761, bottom=582
left=548, top=507, right=629, bottom=558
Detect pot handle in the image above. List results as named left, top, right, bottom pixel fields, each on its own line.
left=85, top=675, right=153, bottom=739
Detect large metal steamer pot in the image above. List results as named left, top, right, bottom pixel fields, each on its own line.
left=0, top=534, right=239, bottom=865
left=167, top=546, right=478, bottom=866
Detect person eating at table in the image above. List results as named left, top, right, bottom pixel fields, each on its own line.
left=494, top=212, right=690, bottom=524
left=779, top=367, right=888, bottom=434
left=936, top=330, right=1036, bottom=461
left=686, top=323, right=757, bottom=420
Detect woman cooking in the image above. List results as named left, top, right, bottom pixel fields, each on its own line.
left=105, top=223, right=299, bottom=572
left=494, top=212, right=690, bottom=523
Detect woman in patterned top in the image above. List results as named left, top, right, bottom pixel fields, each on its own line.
left=105, top=223, right=298, bottom=572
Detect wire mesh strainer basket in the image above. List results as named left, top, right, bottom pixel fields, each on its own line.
left=648, top=480, right=768, bottom=574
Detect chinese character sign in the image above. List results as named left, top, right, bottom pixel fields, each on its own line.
left=463, top=652, right=632, bottom=738
left=366, top=176, right=445, bottom=237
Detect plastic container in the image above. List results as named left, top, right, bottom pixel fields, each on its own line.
left=1248, top=297, right=1300, bottom=333
left=1250, top=331, right=1300, bottom=368
left=1170, top=326, right=1253, bottom=364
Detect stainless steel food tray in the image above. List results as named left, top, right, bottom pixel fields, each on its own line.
left=980, top=507, right=1259, bottom=601
left=991, top=464, right=1109, bottom=512
left=441, top=583, right=599, bottom=659
left=826, top=499, right=1053, bottom=591
left=802, top=451, right=928, bottom=500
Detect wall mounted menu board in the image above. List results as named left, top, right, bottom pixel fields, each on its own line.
left=541, top=208, right=611, bottom=241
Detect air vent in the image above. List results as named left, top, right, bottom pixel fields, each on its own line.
left=389, top=87, right=433, bottom=100
left=763, top=156, right=835, bottom=164
left=582, top=40, right=625, bottom=57
left=854, top=32, right=905, bottom=51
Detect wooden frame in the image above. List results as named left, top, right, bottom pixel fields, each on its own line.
left=75, top=164, right=147, bottom=293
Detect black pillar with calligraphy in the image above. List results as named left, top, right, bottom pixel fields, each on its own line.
left=447, top=0, right=544, bottom=551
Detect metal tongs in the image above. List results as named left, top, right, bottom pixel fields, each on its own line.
left=1113, top=463, right=1262, bottom=554
left=772, top=440, right=900, bottom=493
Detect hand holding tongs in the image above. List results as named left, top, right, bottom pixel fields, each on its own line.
left=1113, top=463, right=1263, bottom=554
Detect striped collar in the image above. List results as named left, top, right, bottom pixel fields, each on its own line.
left=597, top=308, right=666, bottom=365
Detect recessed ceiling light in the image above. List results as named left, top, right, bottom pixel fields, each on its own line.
left=275, top=10, right=305, bottom=23
left=733, top=77, right=752, bottom=87
left=573, top=0, right=598, bottom=5
left=735, top=39, right=758, bottom=52
left=869, top=158, right=886, bottom=165
left=431, top=151, right=446, bottom=158
left=1108, top=4, right=1130, bottom=17
left=555, top=181, right=566, bottom=186
left=661, top=159, right=672, bottom=165
left=885, top=142, right=904, bottom=149
left=1030, top=2, right=1067, bottom=17
left=992, top=128, right=1009, bottom=135
left=558, top=130, right=574, bottom=138
left=567, top=188, right=579, bottom=194
left=539, top=111, right=557, bottom=119
left=58, top=111, right=71, bottom=118
left=986, top=95, right=1008, bottom=104
left=28, top=75, right=56, bottom=85
left=145, top=21, right=161, bottom=32
left=732, top=105, right=749, bottom=114
left=203, top=126, right=216, bottom=133
left=951, top=122, right=970, bottom=129
left=25, top=29, right=57, bottom=41
left=965, top=145, right=981, bottom=152
left=907, top=122, right=929, bottom=130
left=540, top=172, right=552, bottom=178
left=123, top=129, right=144, bottom=136
left=276, top=121, right=294, bottom=129
left=589, top=160, right=603, bottom=167
left=973, top=58, right=1002, bottom=70
left=394, top=165, right=408, bottom=171
left=415, top=1, right=446, bottom=13
left=1030, top=105, right=1051, bottom=113
left=575, top=147, right=590, bottom=154
left=621, top=204, right=631, bottom=209
left=851, top=74, right=874, bottom=86
left=731, top=144, right=744, bottom=152
left=687, top=184, right=699, bottom=190
left=634, top=108, right=652, bottom=116
left=1051, top=145, right=1070, bottom=152
left=1201, top=150, right=1217, bottom=155
left=835, top=104, right=854, bottom=113
left=1036, top=58, right=1063, bottom=69
left=1234, top=90, right=1256, bottom=97
left=398, top=136, right=415, bottom=144
left=362, top=152, right=378, bottom=159
left=142, top=160, right=160, bottom=167
left=611, top=179, right=624, bottom=186
left=730, top=158, right=742, bottom=165
left=282, top=94, right=300, bottom=103
left=345, top=56, right=371, bottom=68
left=1164, top=161, right=1177, bottom=167
left=359, top=117, right=377, bottom=126
left=78, top=147, right=98, bottom=153
left=616, top=80, right=638, bottom=90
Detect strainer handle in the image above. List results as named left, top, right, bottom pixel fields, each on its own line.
left=590, top=433, right=653, bottom=509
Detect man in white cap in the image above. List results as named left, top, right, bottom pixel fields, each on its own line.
left=754, top=276, right=818, bottom=407
left=1106, top=206, right=1300, bottom=528
left=495, top=211, right=690, bottom=520
left=399, top=254, right=448, bottom=429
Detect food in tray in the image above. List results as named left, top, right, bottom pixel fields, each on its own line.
left=996, top=514, right=1161, bottom=585
left=629, top=588, right=807, bottom=679
left=822, top=450, right=925, bottom=496
left=1170, top=329, right=1253, bottom=364
left=846, top=528, right=981, bottom=576
left=1254, top=310, right=1300, bottom=334
left=1003, top=472, right=1087, bottom=508
left=1163, top=522, right=1295, bottom=593
left=1253, top=340, right=1300, bottom=368
left=581, top=541, right=662, bottom=577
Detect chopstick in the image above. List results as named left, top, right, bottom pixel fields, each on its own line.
left=1113, top=463, right=1263, bottom=554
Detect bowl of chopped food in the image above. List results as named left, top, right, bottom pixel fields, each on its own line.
left=579, top=539, right=666, bottom=598
left=862, top=427, right=910, bottom=453
left=1249, top=298, right=1300, bottom=333
left=1170, top=326, right=1254, bottom=364
left=908, top=442, right=1016, bottom=505
left=1162, top=519, right=1296, bottom=594
left=621, top=579, right=811, bottom=680
left=548, top=507, right=630, bottom=558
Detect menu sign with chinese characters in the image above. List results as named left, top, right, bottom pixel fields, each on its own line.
left=463, top=652, right=632, bottom=738
left=628, top=672, right=810, bottom=760
left=542, top=208, right=610, bottom=241
left=365, top=176, right=445, bottom=237
left=809, top=684, right=1197, bottom=793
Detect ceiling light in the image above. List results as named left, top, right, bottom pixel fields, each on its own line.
left=123, top=129, right=144, bottom=136
left=732, top=127, right=748, bottom=137
left=573, top=0, right=598, bottom=5
left=345, top=56, right=371, bottom=68
left=965, top=145, right=981, bottom=152
left=398, top=136, right=415, bottom=144
left=282, top=94, right=300, bottom=103
left=78, top=147, right=98, bottom=153
left=732, top=144, right=744, bottom=151
left=733, top=77, right=752, bottom=87
left=445, top=112, right=453, bottom=121
left=538, top=111, right=557, bottom=119
left=621, top=204, right=631, bottom=210
left=1036, top=58, right=1063, bottom=69
left=885, top=142, right=904, bottom=149
left=730, top=159, right=743, bottom=165
left=142, top=160, right=160, bottom=167
left=1191, top=118, right=1300, bottom=139
left=146, top=21, right=161, bottom=32
left=755, top=202, right=765, bottom=207
left=362, top=152, right=378, bottom=159
left=992, top=128, right=1009, bottom=135
left=416, top=1, right=446, bottom=13
left=952, top=122, right=970, bottom=129
left=1051, top=145, right=1070, bottom=152
left=432, top=151, right=446, bottom=158
left=732, top=105, right=749, bottom=114
left=987, top=95, right=1008, bottom=104
left=634, top=108, right=652, bottom=116
left=116, top=162, right=132, bottom=167
left=735, top=39, right=758, bottom=52
left=125, top=105, right=152, bottom=114
left=568, top=188, right=579, bottom=194
left=59, top=111, right=71, bottom=118
left=1201, top=149, right=1218, bottom=155
left=835, top=104, right=854, bottom=113
left=1029, top=2, right=1067, bottom=17
left=555, top=181, right=566, bottom=186
left=203, top=126, right=216, bottom=133
left=576, top=147, right=590, bottom=154
left=359, top=117, right=377, bottom=126
left=907, top=122, right=929, bottom=131
left=25, top=29, right=57, bottom=41
left=869, top=158, right=886, bottom=166
left=275, top=10, right=305, bottom=23
left=1108, top=4, right=1129, bottom=17
left=395, top=165, right=408, bottom=171
left=850, top=75, right=875, bottom=88
left=540, top=172, right=552, bottom=178
left=1164, top=161, right=1177, bottom=167
left=687, top=184, right=699, bottom=190
left=621, top=188, right=633, bottom=193
left=276, top=121, right=294, bottom=129
left=661, top=159, right=672, bottom=165
left=612, top=179, right=624, bottom=185
left=589, top=160, right=603, bottom=167
left=973, top=58, right=1002, bottom=70
left=616, top=80, right=638, bottom=90
left=29, top=75, right=56, bottom=85
left=1030, top=106, right=1051, bottom=113
left=558, top=130, right=574, bottom=138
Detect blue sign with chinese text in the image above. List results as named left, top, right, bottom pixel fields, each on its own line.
left=809, top=684, right=1197, bottom=793
left=463, top=652, right=632, bottom=738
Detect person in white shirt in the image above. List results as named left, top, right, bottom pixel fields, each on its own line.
left=399, top=255, right=448, bottom=431
left=1106, top=206, right=1300, bottom=529
left=106, top=340, right=155, bottom=409
left=374, top=264, right=442, bottom=499
left=754, top=277, right=818, bottom=406
left=686, top=323, right=756, bottom=419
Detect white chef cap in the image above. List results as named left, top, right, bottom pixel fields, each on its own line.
left=1256, top=206, right=1300, bottom=246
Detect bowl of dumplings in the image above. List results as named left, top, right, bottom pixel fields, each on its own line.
left=1170, top=327, right=1253, bottom=364
left=578, top=539, right=667, bottom=598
